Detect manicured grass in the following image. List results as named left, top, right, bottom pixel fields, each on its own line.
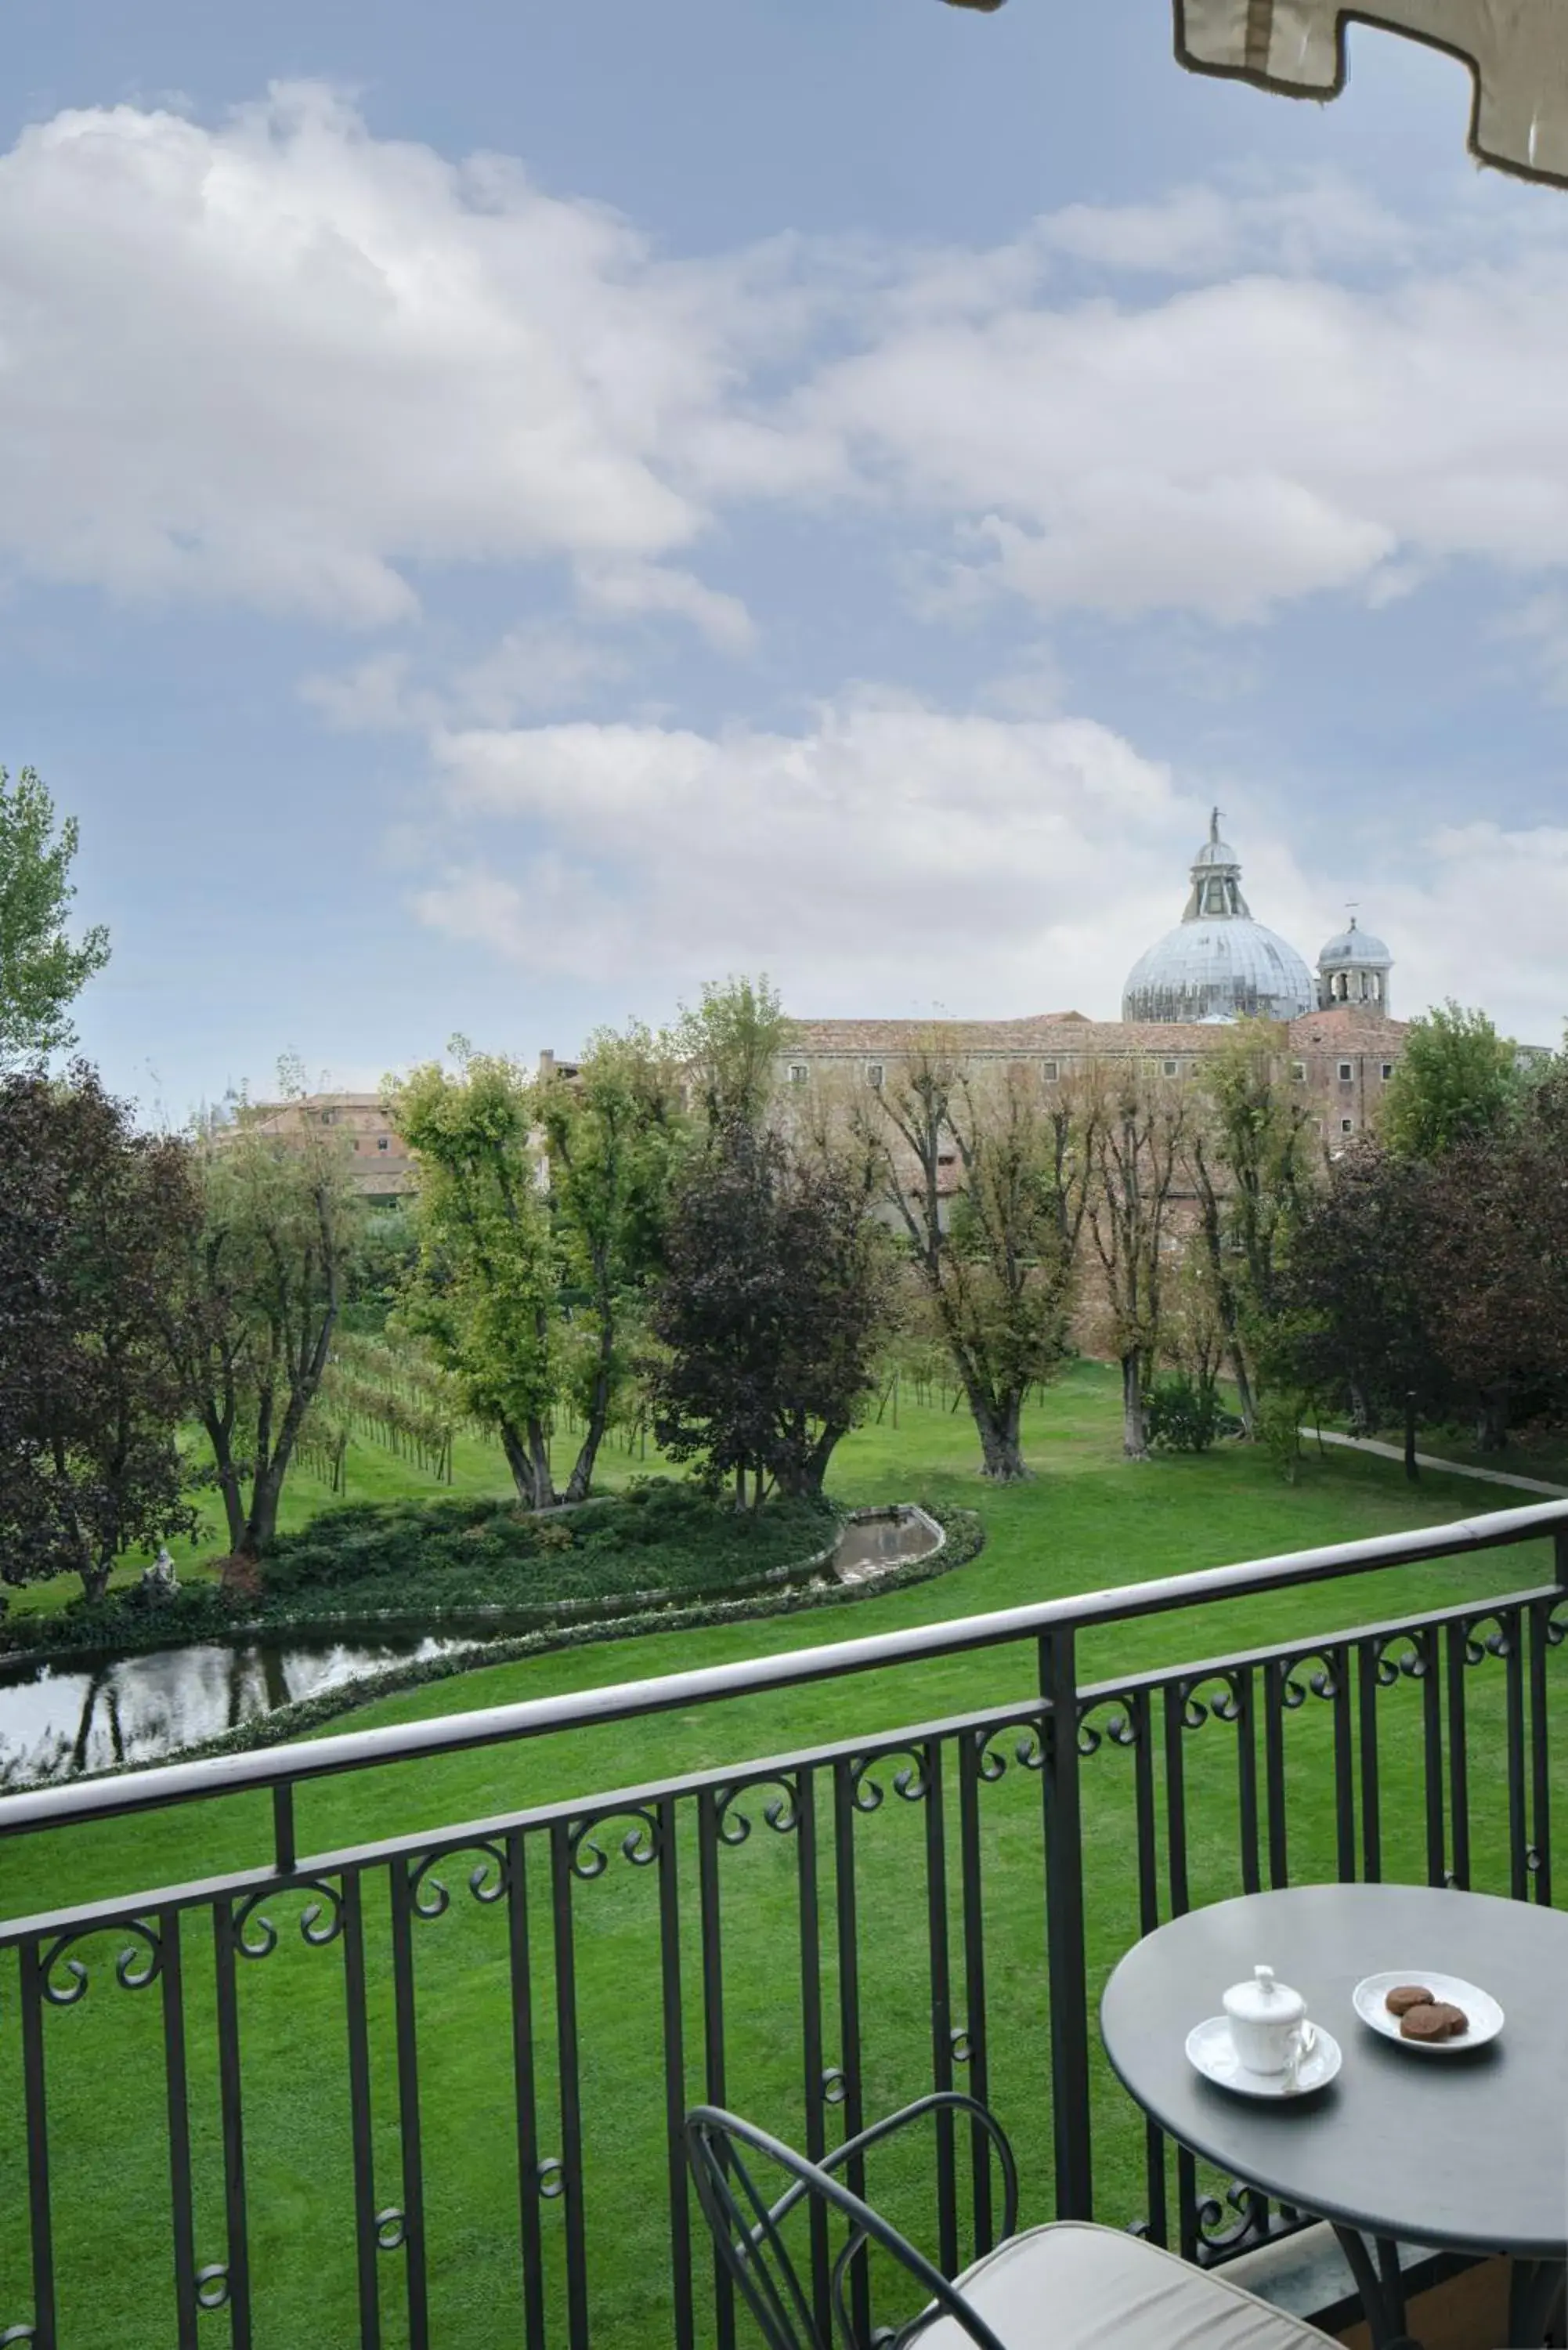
left=0, top=1365, right=1562, bottom=2349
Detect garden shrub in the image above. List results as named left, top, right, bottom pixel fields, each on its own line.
left=1145, top=1372, right=1238, bottom=1455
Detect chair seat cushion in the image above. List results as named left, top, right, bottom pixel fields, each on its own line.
left=902, top=2220, right=1331, bottom=2348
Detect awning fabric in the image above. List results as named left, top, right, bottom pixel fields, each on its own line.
left=1176, top=2, right=1568, bottom=188
left=941, top=0, right=1568, bottom=192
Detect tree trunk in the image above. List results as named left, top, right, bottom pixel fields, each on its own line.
left=1227, top=1343, right=1257, bottom=1439
left=565, top=1332, right=616, bottom=1503
left=240, top=1459, right=290, bottom=1559
left=1347, top=1381, right=1374, bottom=1439
left=526, top=1416, right=558, bottom=1511
left=973, top=1389, right=1026, bottom=1481
left=1476, top=1390, right=1510, bottom=1452
left=498, top=1419, right=557, bottom=1511
left=203, top=1409, right=247, bottom=1551
left=1121, top=1352, right=1150, bottom=1462
left=1404, top=1390, right=1420, bottom=1484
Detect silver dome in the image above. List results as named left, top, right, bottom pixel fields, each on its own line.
left=1122, top=808, right=1314, bottom=1025
left=1319, top=919, right=1391, bottom=968
left=1122, top=919, right=1314, bottom=1025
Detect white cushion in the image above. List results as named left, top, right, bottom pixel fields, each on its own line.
left=903, top=2220, right=1331, bottom=2348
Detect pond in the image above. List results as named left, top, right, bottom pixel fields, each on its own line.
left=0, top=1629, right=473, bottom=1790
left=0, top=1508, right=947, bottom=1788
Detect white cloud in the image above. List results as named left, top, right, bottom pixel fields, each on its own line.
left=15, top=92, right=1568, bottom=647
left=409, top=697, right=1568, bottom=1047
left=0, top=84, right=771, bottom=627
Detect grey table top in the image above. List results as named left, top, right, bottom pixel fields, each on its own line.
left=1100, top=1883, right=1568, bottom=2260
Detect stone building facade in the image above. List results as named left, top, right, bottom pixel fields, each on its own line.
left=229, top=1092, right=417, bottom=1201
left=777, top=817, right=1406, bottom=1147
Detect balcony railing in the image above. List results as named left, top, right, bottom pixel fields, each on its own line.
left=1, top=1500, right=1564, bottom=2349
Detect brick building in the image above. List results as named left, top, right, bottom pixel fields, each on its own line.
left=778, top=815, right=1406, bottom=1147
left=231, top=1092, right=417, bottom=1202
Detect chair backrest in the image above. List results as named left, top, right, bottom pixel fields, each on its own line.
left=685, top=2104, right=1013, bottom=2350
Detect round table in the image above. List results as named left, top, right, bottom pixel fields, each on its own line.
left=1100, top=1884, right=1568, bottom=2348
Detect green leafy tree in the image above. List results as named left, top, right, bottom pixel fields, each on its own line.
left=0, top=1066, right=198, bottom=1600
left=674, top=974, right=793, bottom=1131
left=858, top=1046, right=1091, bottom=1481
left=164, top=1105, right=362, bottom=1558
left=0, top=766, right=110, bottom=1067
left=1381, top=1001, right=1523, bottom=1158
left=540, top=1024, right=685, bottom=1502
left=1187, top=1020, right=1317, bottom=1433
left=388, top=1051, right=562, bottom=1510
left=1086, top=1066, right=1187, bottom=1461
left=649, top=1120, right=889, bottom=1504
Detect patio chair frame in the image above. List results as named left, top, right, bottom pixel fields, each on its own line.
left=685, top=2092, right=1021, bottom=2350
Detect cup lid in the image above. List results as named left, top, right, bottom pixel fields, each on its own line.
left=1222, top=1963, right=1306, bottom=2024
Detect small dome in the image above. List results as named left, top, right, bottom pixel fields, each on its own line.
left=1318, top=916, right=1391, bottom=969
left=1123, top=920, right=1314, bottom=1025
left=1192, top=833, right=1239, bottom=871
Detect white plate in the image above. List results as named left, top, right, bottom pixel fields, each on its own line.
left=1352, top=1970, right=1503, bottom=2052
left=1185, top=2015, right=1342, bottom=2099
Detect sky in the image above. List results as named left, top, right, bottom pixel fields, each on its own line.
left=5, top=0, right=1568, bottom=1120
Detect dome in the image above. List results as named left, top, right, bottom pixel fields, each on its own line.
left=1121, top=808, right=1315, bottom=1025
left=1318, top=916, right=1391, bottom=969
left=1122, top=920, right=1315, bottom=1025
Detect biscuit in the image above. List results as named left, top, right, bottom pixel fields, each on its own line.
left=1384, top=1984, right=1434, bottom=2016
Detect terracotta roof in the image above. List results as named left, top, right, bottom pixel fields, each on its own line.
left=788, top=1010, right=1404, bottom=1058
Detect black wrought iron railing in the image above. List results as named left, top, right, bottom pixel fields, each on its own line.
left=1, top=1501, right=1564, bottom=2350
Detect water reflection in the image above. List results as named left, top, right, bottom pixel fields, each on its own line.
left=0, top=1632, right=470, bottom=1789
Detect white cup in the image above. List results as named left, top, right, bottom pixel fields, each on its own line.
left=1222, top=1964, right=1317, bottom=2077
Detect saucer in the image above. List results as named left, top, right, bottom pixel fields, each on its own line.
left=1185, top=2016, right=1342, bottom=2099
left=1352, top=1971, right=1503, bottom=2053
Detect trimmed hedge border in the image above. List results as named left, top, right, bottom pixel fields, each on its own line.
left=0, top=1499, right=847, bottom=1665
left=39, top=1506, right=984, bottom=1785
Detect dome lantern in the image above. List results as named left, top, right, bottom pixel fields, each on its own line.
left=1317, top=913, right=1393, bottom=1014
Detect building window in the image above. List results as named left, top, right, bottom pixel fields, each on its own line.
left=1370, top=974, right=1382, bottom=1000
left=320, top=1110, right=334, bottom=1126
left=1292, top=1060, right=1306, bottom=1081
left=866, top=1064, right=883, bottom=1089
left=1339, top=1062, right=1353, bottom=1083
left=1041, top=1060, right=1059, bottom=1082
left=789, top=1065, right=808, bottom=1086
left=1341, top=1118, right=1354, bottom=1133
left=378, top=1137, right=389, bottom=1152
left=1162, top=1059, right=1179, bottom=1077
left=1381, top=1063, right=1393, bottom=1081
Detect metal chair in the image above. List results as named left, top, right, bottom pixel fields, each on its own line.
left=685, top=2096, right=1335, bottom=2349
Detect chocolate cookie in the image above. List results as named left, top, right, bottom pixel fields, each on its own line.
left=1384, top=1984, right=1434, bottom=2016
left=1400, top=2001, right=1469, bottom=2041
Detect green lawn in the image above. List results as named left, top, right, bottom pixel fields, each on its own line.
left=1, top=1365, right=1563, bottom=2349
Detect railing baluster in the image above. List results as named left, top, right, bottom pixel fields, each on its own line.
left=1040, top=1629, right=1092, bottom=2223
left=1419, top=1624, right=1446, bottom=1886
left=830, top=1758, right=871, bottom=2345
left=1263, top=1658, right=1289, bottom=1888
left=656, top=1796, right=695, bottom=2350
left=1444, top=1622, right=1471, bottom=1889
left=388, top=1858, right=430, bottom=2349
left=790, top=1768, right=832, bottom=2337
left=1527, top=1598, right=1555, bottom=1907
left=340, top=1871, right=382, bottom=2350
left=211, top=1900, right=253, bottom=2350
left=549, top=1824, right=591, bottom=2350
left=159, top=1909, right=200, bottom=2349
left=18, top=1939, right=57, bottom=2350
left=1128, top=1689, right=1168, bottom=2251
left=504, top=1830, right=547, bottom=2350
left=695, top=1788, right=734, bottom=2350
left=1235, top=1666, right=1259, bottom=1895
left=956, top=1730, right=992, bottom=2258
left=1329, top=1647, right=1356, bottom=1882
left=1356, top=1643, right=1382, bottom=1885
left=921, top=1741, right=957, bottom=2276
left=1502, top=1610, right=1529, bottom=1901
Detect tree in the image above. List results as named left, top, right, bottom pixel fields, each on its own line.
left=858, top=1046, right=1091, bottom=1481
left=649, top=1121, right=889, bottom=1503
left=540, top=1025, right=685, bottom=1501
left=1187, top=1021, right=1317, bottom=1433
left=1277, top=1140, right=1447, bottom=1455
left=673, top=974, right=793, bottom=1132
left=1086, top=1068, right=1186, bottom=1461
left=1422, top=1123, right=1568, bottom=1449
left=388, top=1051, right=562, bottom=1510
left=164, top=1111, right=361, bottom=1559
left=0, top=767, right=111, bottom=1068
left=1381, top=1001, right=1523, bottom=1158
left=0, top=1067, right=197, bottom=1600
